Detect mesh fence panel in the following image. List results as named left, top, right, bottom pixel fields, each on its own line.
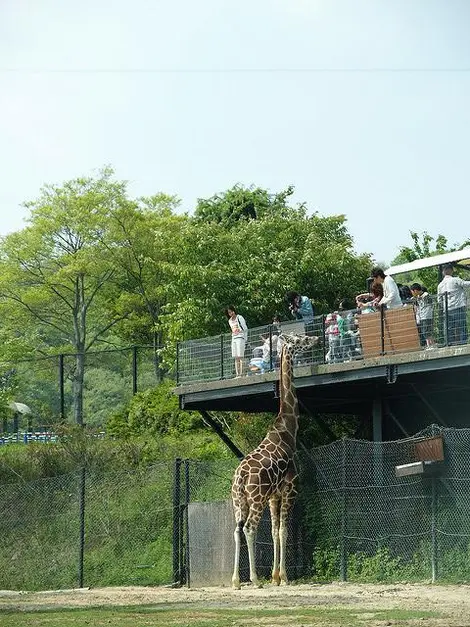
left=5, top=427, right=470, bottom=590
left=0, top=472, right=80, bottom=590
left=0, top=346, right=158, bottom=435
left=13, top=357, right=61, bottom=430
left=83, top=462, right=174, bottom=587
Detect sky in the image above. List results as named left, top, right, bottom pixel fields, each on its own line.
left=1, top=0, right=469, bottom=264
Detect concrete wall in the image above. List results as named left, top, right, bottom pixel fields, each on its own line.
left=187, top=499, right=303, bottom=587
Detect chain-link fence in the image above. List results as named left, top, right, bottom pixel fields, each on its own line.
left=3, top=425, right=470, bottom=590
left=1, top=345, right=159, bottom=435
left=0, top=462, right=175, bottom=590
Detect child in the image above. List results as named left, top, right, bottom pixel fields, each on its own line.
left=410, top=283, right=435, bottom=348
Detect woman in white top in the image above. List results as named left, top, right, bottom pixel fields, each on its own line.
left=225, top=305, right=248, bottom=377
left=371, top=267, right=403, bottom=310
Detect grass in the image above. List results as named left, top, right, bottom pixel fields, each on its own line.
left=0, top=605, right=444, bottom=627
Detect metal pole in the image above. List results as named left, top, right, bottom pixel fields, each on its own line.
left=220, top=335, right=224, bottom=380
left=269, top=325, right=273, bottom=371
left=172, top=458, right=182, bottom=585
left=176, top=341, right=180, bottom=385
left=78, top=467, right=86, bottom=588
left=132, top=346, right=138, bottom=395
left=431, top=476, right=437, bottom=582
left=380, top=306, right=385, bottom=355
left=444, top=292, right=449, bottom=346
left=184, top=459, right=191, bottom=588
left=340, top=438, right=348, bottom=581
left=199, top=410, right=244, bottom=459
left=59, top=354, right=65, bottom=420
left=321, top=315, right=327, bottom=363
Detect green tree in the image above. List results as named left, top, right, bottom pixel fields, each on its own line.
left=393, top=231, right=470, bottom=292
left=102, top=192, right=186, bottom=379
left=194, top=184, right=298, bottom=226
left=162, top=186, right=371, bottom=350
left=0, top=168, right=138, bottom=424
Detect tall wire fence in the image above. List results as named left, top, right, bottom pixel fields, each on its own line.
left=2, top=425, right=470, bottom=590
left=177, top=294, right=470, bottom=384
left=0, top=345, right=160, bottom=436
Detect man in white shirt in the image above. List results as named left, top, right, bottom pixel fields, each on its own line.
left=371, top=267, right=403, bottom=310
left=437, top=263, right=470, bottom=345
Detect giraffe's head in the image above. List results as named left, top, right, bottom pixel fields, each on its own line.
left=279, top=333, right=320, bottom=356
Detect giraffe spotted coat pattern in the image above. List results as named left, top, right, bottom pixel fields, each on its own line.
left=231, top=333, right=319, bottom=588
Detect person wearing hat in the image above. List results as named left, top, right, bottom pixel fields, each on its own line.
left=437, top=263, right=470, bottom=345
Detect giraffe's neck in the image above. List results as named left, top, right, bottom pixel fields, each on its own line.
left=273, top=345, right=299, bottom=443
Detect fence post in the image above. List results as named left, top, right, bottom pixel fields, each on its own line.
left=340, top=438, right=348, bottom=581
left=380, top=306, right=385, bottom=355
left=184, top=459, right=191, bottom=588
left=176, top=342, right=180, bottom=385
left=220, top=335, right=224, bottom=380
left=269, top=325, right=273, bottom=371
left=59, top=354, right=65, bottom=420
left=444, top=292, right=449, bottom=346
left=321, top=315, right=327, bottom=363
left=78, top=467, right=86, bottom=588
left=430, top=476, right=438, bottom=582
left=132, top=346, right=138, bottom=395
left=173, top=458, right=182, bottom=585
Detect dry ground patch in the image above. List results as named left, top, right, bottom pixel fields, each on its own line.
left=1, top=582, right=470, bottom=626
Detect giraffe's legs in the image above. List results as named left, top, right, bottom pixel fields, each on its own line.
left=232, top=520, right=242, bottom=589
left=279, top=514, right=288, bottom=584
left=279, top=491, right=296, bottom=585
left=269, top=497, right=281, bottom=585
left=243, top=521, right=262, bottom=588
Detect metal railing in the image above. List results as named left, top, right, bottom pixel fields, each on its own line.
left=176, top=294, right=470, bottom=384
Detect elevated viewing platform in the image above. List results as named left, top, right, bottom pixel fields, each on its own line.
left=175, top=298, right=470, bottom=440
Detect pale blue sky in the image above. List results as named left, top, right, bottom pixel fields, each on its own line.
left=1, top=0, right=469, bottom=263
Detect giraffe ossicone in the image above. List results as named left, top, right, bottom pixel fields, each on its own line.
left=231, top=333, right=319, bottom=589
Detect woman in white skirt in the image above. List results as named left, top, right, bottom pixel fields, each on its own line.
left=225, top=306, right=248, bottom=377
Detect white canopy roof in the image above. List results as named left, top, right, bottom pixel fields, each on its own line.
left=9, top=401, right=32, bottom=415
left=385, top=247, right=470, bottom=277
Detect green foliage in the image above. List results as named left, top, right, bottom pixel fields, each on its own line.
left=393, top=231, right=470, bottom=293
left=312, top=546, right=430, bottom=583
left=194, top=183, right=300, bottom=226
left=106, top=379, right=203, bottom=438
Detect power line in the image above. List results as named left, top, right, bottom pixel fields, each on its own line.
left=1, top=67, right=470, bottom=74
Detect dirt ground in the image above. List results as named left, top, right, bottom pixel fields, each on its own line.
left=1, top=581, right=470, bottom=618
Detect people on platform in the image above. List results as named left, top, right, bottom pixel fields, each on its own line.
left=410, top=283, right=435, bottom=348
left=437, top=263, right=470, bottom=345
left=225, top=305, right=248, bottom=377
left=371, top=267, right=403, bottom=310
left=286, top=291, right=315, bottom=324
left=249, top=333, right=279, bottom=374
left=324, top=312, right=342, bottom=363
left=397, top=284, right=413, bottom=303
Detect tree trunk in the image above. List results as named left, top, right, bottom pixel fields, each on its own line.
left=72, top=351, right=85, bottom=425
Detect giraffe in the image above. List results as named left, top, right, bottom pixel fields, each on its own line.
left=231, top=333, right=319, bottom=589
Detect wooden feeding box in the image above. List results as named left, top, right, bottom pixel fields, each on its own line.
left=357, top=307, right=421, bottom=358
left=395, top=435, right=445, bottom=478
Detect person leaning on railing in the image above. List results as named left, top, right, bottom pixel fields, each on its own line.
left=371, top=267, right=403, bottom=310
left=437, top=263, right=470, bottom=345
